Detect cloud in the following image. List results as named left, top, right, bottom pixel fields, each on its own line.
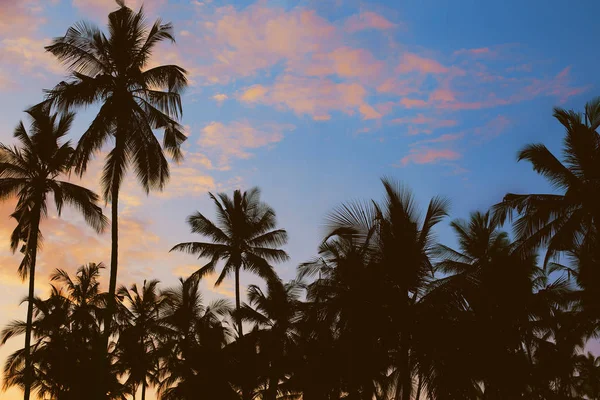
left=0, top=37, right=63, bottom=77
left=345, top=11, right=397, bottom=32
left=397, top=53, right=448, bottom=74
left=71, top=0, right=167, bottom=17
left=212, top=93, right=228, bottom=104
left=239, top=75, right=381, bottom=120
left=399, top=148, right=461, bottom=166
left=300, top=46, right=385, bottom=82
left=193, top=4, right=337, bottom=83
left=0, top=1, right=45, bottom=37
left=198, top=120, right=295, bottom=167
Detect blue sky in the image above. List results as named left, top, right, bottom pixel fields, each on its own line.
left=0, top=0, right=599, bottom=398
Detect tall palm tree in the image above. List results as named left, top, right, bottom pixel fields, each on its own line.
left=493, top=98, right=600, bottom=294
left=43, top=1, right=188, bottom=340
left=116, top=280, right=166, bottom=400
left=0, top=109, right=106, bottom=400
left=170, top=188, right=289, bottom=338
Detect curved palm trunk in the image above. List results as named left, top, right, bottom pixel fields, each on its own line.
left=141, top=382, right=146, bottom=400
left=23, top=202, right=41, bottom=400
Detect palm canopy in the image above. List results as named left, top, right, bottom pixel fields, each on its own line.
left=493, top=98, right=600, bottom=268
left=171, top=188, right=289, bottom=285
left=42, top=2, right=188, bottom=199
left=0, top=108, right=107, bottom=277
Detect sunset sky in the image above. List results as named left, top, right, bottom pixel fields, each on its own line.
left=0, top=0, right=599, bottom=398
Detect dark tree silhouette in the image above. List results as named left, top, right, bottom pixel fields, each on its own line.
left=116, top=280, right=166, bottom=400
left=170, top=188, right=289, bottom=339
left=0, top=109, right=106, bottom=400
left=42, top=1, right=188, bottom=348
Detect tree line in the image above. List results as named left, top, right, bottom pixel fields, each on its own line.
left=1, top=2, right=600, bottom=400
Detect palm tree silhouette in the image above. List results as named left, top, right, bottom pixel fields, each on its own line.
left=493, top=98, right=600, bottom=293
left=1, top=263, right=124, bottom=399
left=170, top=187, right=289, bottom=338
left=157, top=276, right=238, bottom=400
left=0, top=109, right=106, bottom=400
left=116, top=280, right=166, bottom=400
left=240, top=280, right=301, bottom=400
left=42, top=1, right=188, bottom=344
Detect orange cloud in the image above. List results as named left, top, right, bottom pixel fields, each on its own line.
left=239, top=85, right=269, bottom=102
left=72, top=0, right=167, bottom=17
left=1, top=37, right=63, bottom=77
left=198, top=120, right=295, bottom=167
left=397, top=53, right=448, bottom=74
left=0, top=1, right=45, bottom=36
left=302, top=47, right=385, bottom=81
left=194, top=5, right=336, bottom=83
left=345, top=11, right=397, bottom=32
left=212, top=93, right=228, bottom=104
left=399, top=148, right=461, bottom=166
left=239, top=75, right=381, bottom=120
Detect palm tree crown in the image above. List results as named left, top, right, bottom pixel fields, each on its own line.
left=171, top=187, right=289, bottom=337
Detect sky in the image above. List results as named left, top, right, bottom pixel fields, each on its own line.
left=0, top=0, right=599, bottom=398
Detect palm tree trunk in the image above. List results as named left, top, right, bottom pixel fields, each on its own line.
left=23, top=202, right=41, bottom=400
left=141, top=382, right=146, bottom=400
left=235, top=266, right=243, bottom=338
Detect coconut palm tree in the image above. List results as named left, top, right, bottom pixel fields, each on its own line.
left=157, top=276, right=238, bottom=400
left=300, top=178, right=450, bottom=400
left=1, top=263, right=123, bottom=400
left=170, top=188, right=289, bottom=338
left=0, top=109, right=106, bottom=400
left=575, top=352, right=600, bottom=399
left=493, top=98, right=600, bottom=293
left=43, top=1, right=188, bottom=340
left=240, top=280, right=301, bottom=400
left=116, top=280, right=166, bottom=400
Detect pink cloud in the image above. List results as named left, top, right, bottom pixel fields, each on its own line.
left=72, top=0, right=167, bottom=17
left=400, top=98, right=429, bottom=108
left=397, top=53, right=448, bottom=74
left=345, top=11, right=397, bottom=32
left=198, top=120, right=295, bottom=168
left=194, top=5, right=337, bottom=83
left=400, top=148, right=461, bottom=166
left=239, top=75, right=381, bottom=120
left=302, top=47, right=385, bottom=81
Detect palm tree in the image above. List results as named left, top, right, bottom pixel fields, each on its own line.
left=43, top=1, right=188, bottom=341
left=300, top=178, right=450, bottom=400
left=116, top=280, right=166, bottom=400
left=493, top=98, right=600, bottom=294
left=0, top=109, right=106, bottom=400
left=433, top=211, right=541, bottom=398
left=157, top=276, right=238, bottom=400
left=170, top=188, right=289, bottom=338
left=1, top=263, right=124, bottom=400
left=240, top=280, right=301, bottom=400
left=575, top=352, right=600, bottom=399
